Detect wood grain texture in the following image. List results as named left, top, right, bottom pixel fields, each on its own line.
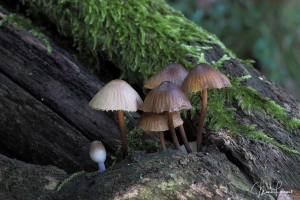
left=0, top=22, right=157, bottom=173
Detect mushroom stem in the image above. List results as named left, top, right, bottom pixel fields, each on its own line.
left=197, top=89, right=208, bottom=152
left=159, top=131, right=166, bottom=151
left=167, top=112, right=180, bottom=150
left=178, top=124, right=192, bottom=153
left=117, top=110, right=128, bottom=158
left=98, top=162, right=106, bottom=171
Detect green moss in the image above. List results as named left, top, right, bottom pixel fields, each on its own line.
left=190, top=74, right=300, bottom=154
left=0, top=13, right=52, bottom=53
left=112, top=119, right=161, bottom=162
left=11, top=0, right=300, bottom=153
left=56, top=170, right=87, bottom=192
left=212, top=54, right=231, bottom=69
left=175, top=53, right=298, bottom=154
left=248, top=130, right=299, bottom=154
left=20, top=0, right=233, bottom=82
left=127, top=127, right=161, bottom=154
left=126, top=115, right=161, bottom=154
left=286, top=117, right=300, bottom=130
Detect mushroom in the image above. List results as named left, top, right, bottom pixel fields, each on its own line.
left=137, top=112, right=183, bottom=151
left=144, top=63, right=188, bottom=89
left=143, top=64, right=192, bottom=152
left=90, top=140, right=106, bottom=171
left=182, top=63, right=231, bottom=151
left=89, top=79, right=143, bottom=158
left=139, top=81, right=192, bottom=151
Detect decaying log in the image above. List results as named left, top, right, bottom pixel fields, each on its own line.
left=0, top=154, right=67, bottom=200
left=0, top=22, right=158, bottom=173
left=1, top=2, right=300, bottom=199
left=2, top=149, right=300, bottom=200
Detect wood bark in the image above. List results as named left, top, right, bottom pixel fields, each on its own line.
left=0, top=21, right=158, bottom=174
left=0, top=3, right=300, bottom=200
left=1, top=149, right=300, bottom=200
left=0, top=154, right=68, bottom=200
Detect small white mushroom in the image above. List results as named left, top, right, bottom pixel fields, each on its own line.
left=90, top=140, right=106, bottom=171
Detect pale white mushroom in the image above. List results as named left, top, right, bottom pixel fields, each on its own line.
left=90, top=140, right=106, bottom=171
left=89, top=79, right=143, bottom=158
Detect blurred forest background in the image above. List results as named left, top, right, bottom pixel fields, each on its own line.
left=166, top=0, right=300, bottom=100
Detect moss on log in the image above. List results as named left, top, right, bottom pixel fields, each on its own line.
left=0, top=1, right=300, bottom=199
left=8, top=0, right=299, bottom=152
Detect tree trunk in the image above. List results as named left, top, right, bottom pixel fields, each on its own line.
left=0, top=1, right=300, bottom=199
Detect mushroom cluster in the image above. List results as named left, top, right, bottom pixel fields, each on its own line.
left=141, top=63, right=194, bottom=152
left=88, top=62, right=231, bottom=170
left=139, top=81, right=192, bottom=152
left=137, top=112, right=183, bottom=151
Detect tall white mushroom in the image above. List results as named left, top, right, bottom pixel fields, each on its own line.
left=89, top=79, right=143, bottom=158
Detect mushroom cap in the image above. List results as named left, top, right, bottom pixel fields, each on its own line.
left=90, top=140, right=106, bottom=163
left=137, top=112, right=183, bottom=132
left=144, top=63, right=188, bottom=89
left=139, top=81, right=192, bottom=113
left=89, top=79, right=143, bottom=111
left=181, top=63, right=231, bottom=93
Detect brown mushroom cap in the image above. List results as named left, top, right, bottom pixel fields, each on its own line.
left=89, top=79, right=143, bottom=111
left=181, top=63, right=231, bottom=93
left=144, top=63, right=188, bottom=89
left=137, top=112, right=183, bottom=132
left=140, top=81, right=192, bottom=113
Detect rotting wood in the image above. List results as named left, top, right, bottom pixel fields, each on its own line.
left=0, top=22, right=158, bottom=173
left=0, top=2, right=300, bottom=199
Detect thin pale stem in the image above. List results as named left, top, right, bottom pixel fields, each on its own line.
left=98, top=162, right=106, bottom=171
left=117, top=110, right=128, bottom=158
left=167, top=111, right=180, bottom=150
left=159, top=131, right=166, bottom=151
left=178, top=124, right=192, bottom=153
left=197, top=89, right=207, bottom=152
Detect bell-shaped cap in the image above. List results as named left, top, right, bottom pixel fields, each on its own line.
left=89, top=79, right=143, bottom=111
left=144, top=63, right=188, bottom=89
left=140, top=81, right=192, bottom=113
left=182, top=63, right=231, bottom=93
left=89, top=140, right=106, bottom=163
left=137, top=112, right=183, bottom=132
